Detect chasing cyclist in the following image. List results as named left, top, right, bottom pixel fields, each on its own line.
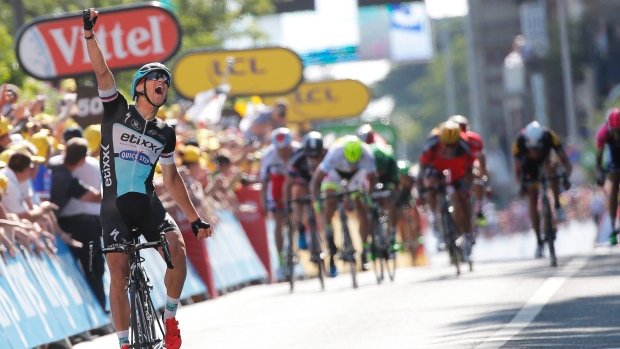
left=417, top=121, right=475, bottom=262
left=83, top=9, right=211, bottom=349
left=310, top=136, right=377, bottom=276
left=448, top=115, right=491, bottom=226
left=357, top=124, right=401, bottom=253
left=595, top=108, right=620, bottom=244
left=512, top=121, right=572, bottom=258
left=284, top=131, right=326, bottom=250
left=259, top=127, right=299, bottom=276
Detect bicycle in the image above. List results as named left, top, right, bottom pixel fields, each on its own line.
left=534, top=167, right=569, bottom=268
left=281, top=215, right=299, bottom=292
left=89, top=229, right=174, bottom=349
left=322, top=188, right=360, bottom=289
left=369, top=189, right=396, bottom=283
left=423, top=175, right=463, bottom=276
left=288, top=195, right=327, bottom=290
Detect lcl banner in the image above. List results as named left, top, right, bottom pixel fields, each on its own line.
left=263, top=79, right=371, bottom=122
left=172, top=47, right=304, bottom=99
left=15, top=2, right=181, bottom=80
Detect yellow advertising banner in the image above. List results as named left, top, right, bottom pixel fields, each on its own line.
left=172, top=47, right=303, bottom=99
left=263, top=80, right=371, bottom=122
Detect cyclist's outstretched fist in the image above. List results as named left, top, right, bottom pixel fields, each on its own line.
left=191, top=218, right=212, bottom=239
left=82, top=8, right=98, bottom=30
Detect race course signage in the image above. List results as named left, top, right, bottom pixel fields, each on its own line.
left=263, top=79, right=371, bottom=122
left=15, top=2, right=181, bottom=80
left=172, top=47, right=304, bottom=99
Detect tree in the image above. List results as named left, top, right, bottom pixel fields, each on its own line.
left=0, top=0, right=276, bottom=99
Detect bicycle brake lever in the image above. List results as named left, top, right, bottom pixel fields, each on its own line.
left=160, top=234, right=174, bottom=269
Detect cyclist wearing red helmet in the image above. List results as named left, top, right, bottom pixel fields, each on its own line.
left=82, top=8, right=211, bottom=349
left=513, top=121, right=572, bottom=258
left=595, top=108, right=620, bottom=244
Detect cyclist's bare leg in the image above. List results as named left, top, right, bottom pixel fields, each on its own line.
left=451, top=188, right=472, bottom=236
left=609, top=172, right=620, bottom=230
left=292, top=184, right=308, bottom=231
left=472, top=165, right=484, bottom=215
left=160, top=230, right=187, bottom=298
left=322, top=188, right=338, bottom=267
left=527, top=185, right=542, bottom=244
left=107, top=252, right=130, bottom=331
left=273, top=210, right=285, bottom=255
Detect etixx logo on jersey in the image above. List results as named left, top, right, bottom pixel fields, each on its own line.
left=119, top=150, right=151, bottom=165
left=120, top=133, right=163, bottom=152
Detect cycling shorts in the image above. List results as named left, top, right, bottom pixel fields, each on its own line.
left=321, top=169, right=367, bottom=193
left=425, top=167, right=468, bottom=192
left=267, top=174, right=285, bottom=211
left=101, top=194, right=179, bottom=248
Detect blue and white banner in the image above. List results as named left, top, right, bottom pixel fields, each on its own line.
left=206, top=210, right=269, bottom=290
left=0, top=241, right=109, bottom=349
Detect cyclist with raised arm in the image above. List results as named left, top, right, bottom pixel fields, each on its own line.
left=357, top=124, right=401, bottom=252
left=512, top=121, right=572, bottom=258
left=595, top=108, right=620, bottom=244
left=448, top=115, right=491, bottom=226
left=310, top=136, right=377, bottom=276
left=82, top=9, right=211, bottom=349
left=259, top=127, right=299, bottom=275
left=284, top=131, right=326, bottom=250
left=417, top=121, right=475, bottom=262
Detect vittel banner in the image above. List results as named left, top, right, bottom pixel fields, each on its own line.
left=15, top=2, right=181, bottom=80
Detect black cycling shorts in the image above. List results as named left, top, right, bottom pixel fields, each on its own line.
left=101, top=193, right=179, bottom=248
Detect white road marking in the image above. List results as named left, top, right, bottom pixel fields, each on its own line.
left=476, top=256, right=591, bottom=349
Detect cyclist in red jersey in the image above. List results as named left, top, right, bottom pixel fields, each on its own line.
left=595, top=108, right=620, bottom=245
left=417, top=121, right=475, bottom=261
left=448, top=115, right=491, bottom=227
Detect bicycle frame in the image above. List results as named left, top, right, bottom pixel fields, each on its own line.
left=89, top=232, right=174, bottom=349
left=427, top=182, right=461, bottom=275
left=369, top=189, right=396, bottom=283
left=537, top=167, right=558, bottom=267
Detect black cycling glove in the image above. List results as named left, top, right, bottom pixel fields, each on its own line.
left=191, top=218, right=211, bottom=237
left=82, top=9, right=98, bottom=31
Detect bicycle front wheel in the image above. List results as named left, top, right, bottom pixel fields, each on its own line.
left=442, top=207, right=461, bottom=276
left=130, top=283, right=159, bottom=349
left=542, top=196, right=557, bottom=267
left=285, top=220, right=296, bottom=292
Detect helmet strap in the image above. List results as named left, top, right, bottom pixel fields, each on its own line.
left=135, top=79, right=167, bottom=108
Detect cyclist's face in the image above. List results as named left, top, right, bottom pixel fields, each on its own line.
left=276, top=146, right=292, bottom=160
left=143, top=71, right=169, bottom=104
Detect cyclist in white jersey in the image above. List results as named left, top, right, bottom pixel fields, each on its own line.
left=310, top=136, right=377, bottom=276
left=259, top=128, right=300, bottom=273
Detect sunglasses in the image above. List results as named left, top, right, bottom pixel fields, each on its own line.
left=145, top=71, right=171, bottom=86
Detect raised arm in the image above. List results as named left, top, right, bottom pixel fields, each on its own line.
left=83, top=9, right=115, bottom=91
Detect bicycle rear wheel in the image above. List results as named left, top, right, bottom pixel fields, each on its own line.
left=541, top=196, right=557, bottom=267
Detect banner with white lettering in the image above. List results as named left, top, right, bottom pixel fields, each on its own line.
left=15, top=2, right=182, bottom=80
left=0, top=241, right=108, bottom=348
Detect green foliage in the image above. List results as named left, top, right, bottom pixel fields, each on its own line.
left=372, top=18, right=470, bottom=160
left=0, top=0, right=275, bottom=104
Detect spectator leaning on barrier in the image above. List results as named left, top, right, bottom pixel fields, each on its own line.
left=49, top=137, right=105, bottom=309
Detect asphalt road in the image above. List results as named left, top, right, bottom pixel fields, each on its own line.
left=75, top=221, right=620, bottom=349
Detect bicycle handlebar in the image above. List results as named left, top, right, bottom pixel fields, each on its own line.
left=370, top=190, right=392, bottom=200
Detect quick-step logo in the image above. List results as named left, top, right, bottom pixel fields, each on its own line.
left=119, top=150, right=151, bottom=166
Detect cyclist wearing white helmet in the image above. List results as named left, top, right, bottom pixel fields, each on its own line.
left=259, top=127, right=300, bottom=272
left=310, top=136, right=377, bottom=276
left=83, top=8, right=210, bottom=349
left=513, top=121, right=572, bottom=258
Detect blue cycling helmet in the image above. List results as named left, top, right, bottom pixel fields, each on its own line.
left=130, top=62, right=172, bottom=101
left=271, top=127, right=292, bottom=149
